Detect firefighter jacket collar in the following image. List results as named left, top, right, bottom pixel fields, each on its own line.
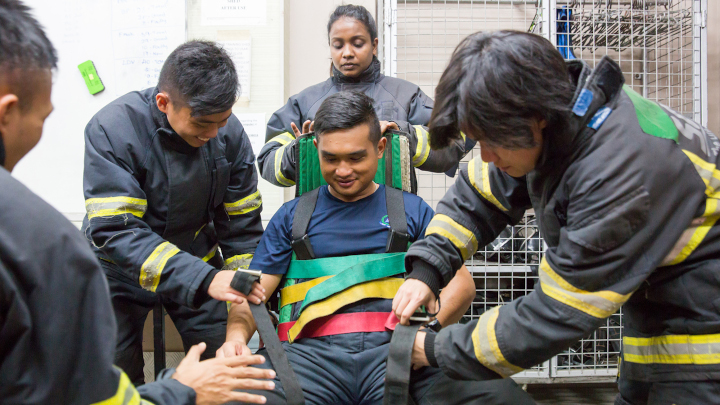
left=534, top=56, right=625, bottom=174
left=149, top=87, right=197, bottom=155
left=332, top=57, right=382, bottom=85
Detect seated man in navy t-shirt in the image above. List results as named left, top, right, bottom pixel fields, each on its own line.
left=217, top=91, right=535, bottom=405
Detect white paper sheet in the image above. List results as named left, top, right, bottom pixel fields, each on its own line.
left=235, top=113, right=266, bottom=158
left=220, top=39, right=252, bottom=101
left=201, top=0, right=267, bottom=26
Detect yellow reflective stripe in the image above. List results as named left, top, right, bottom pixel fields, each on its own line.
left=623, top=333, right=720, bottom=365
left=705, top=198, right=720, bottom=217
left=287, top=278, right=403, bottom=343
left=268, top=131, right=295, bottom=146
left=91, top=369, right=141, bottom=405
left=425, top=214, right=478, bottom=260
left=471, top=306, right=524, bottom=377
left=223, top=253, right=253, bottom=270
left=85, top=197, right=147, bottom=219
left=139, top=242, right=180, bottom=292
left=683, top=150, right=720, bottom=197
left=467, top=158, right=508, bottom=212
left=202, top=244, right=218, bottom=262
left=412, top=125, right=431, bottom=167
left=274, top=143, right=296, bottom=186
left=224, top=190, right=262, bottom=216
left=661, top=214, right=720, bottom=266
left=460, top=131, right=467, bottom=142
left=194, top=224, right=206, bottom=239
left=539, top=259, right=630, bottom=318
left=279, top=276, right=333, bottom=307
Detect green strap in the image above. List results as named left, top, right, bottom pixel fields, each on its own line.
left=296, top=253, right=406, bottom=314
left=622, top=85, right=679, bottom=142
left=287, top=252, right=400, bottom=279
left=278, top=278, right=296, bottom=323
left=391, top=135, right=402, bottom=189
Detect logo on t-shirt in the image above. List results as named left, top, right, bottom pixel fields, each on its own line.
left=379, top=215, right=390, bottom=228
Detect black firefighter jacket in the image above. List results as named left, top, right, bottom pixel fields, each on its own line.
left=407, top=57, right=720, bottom=383
left=82, top=88, right=263, bottom=309
left=256, top=58, right=473, bottom=187
left=0, top=167, right=196, bottom=404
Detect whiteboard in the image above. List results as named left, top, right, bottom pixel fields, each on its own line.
left=13, top=0, right=186, bottom=219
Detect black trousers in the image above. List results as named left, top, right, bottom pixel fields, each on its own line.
left=104, top=265, right=227, bottom=386
left=230, top=332, right=536, bottom=405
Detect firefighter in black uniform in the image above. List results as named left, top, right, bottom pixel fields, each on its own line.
left=0, top=1, right=275, bottom=403
left=257, top=4, right=474, bottom=188
left=393, top=31, right=720, bottom=404
left=82, top=40, right=268, bottom=386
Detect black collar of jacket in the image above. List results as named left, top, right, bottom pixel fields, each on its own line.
left=534, top=56, right=625, bottom=173
left=331, top=57, right=382, bottom=84
left=149, top=87, right=198, bottom=155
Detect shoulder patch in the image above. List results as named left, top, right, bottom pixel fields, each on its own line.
left=622, top=85, right=678, bottom=142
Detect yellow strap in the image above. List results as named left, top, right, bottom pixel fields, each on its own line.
left=279, top=276, right=333, bottom=307
left=287, top=278, right=403, bottom=343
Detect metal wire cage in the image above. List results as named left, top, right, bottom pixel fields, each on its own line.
left=380, top=0, right=706, bottom=382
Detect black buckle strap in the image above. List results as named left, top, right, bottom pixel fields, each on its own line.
left=383, top=323, right=422, bottom=405
left=229, top=270, right=261, bottom=296
left=250, top=303, right=306, bottom=405
left=384, top=185, right=409, bottom=253
left=291, top=188, right=320, bottom=260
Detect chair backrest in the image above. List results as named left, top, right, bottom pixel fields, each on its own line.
left=294, top=130, right=416, bottom=196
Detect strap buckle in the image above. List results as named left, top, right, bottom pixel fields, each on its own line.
left=386, top=229, right=410, bottom=253
left=229, top=269, right=262, bottom=296
left=291, top=234, right=316, bottom=260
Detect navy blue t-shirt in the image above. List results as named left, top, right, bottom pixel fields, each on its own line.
left=250, top=185, right=434, bottom=274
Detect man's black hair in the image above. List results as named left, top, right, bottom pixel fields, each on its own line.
left=314, top=91, right=381, bottom=145
left=158, top=40, right=239, bottom=117
left=0, top=0, right=58, bottom=110
left=430, top=31, right=574, bottom=150
left=327, top=4, right=378, bottom=42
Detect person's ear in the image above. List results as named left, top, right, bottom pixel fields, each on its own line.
left=0, top=93, right=20, bottom=136
left=373, top=37, right=379, bottom=56
left=156, top=92, right=170, bottom=114
left=376, top=137, right=387, bottom=158
left=313, top=138, right=318, bottom=148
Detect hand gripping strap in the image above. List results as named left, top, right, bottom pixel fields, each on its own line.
left=384, top=323, right=422, bottom=405
left=229, top=270, right=261, bottom=296
left=249, top=303, right=306, bottom=405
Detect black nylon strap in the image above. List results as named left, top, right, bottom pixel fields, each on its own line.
left=250, top=303, right=306, bottom=405
left=383, top=323, right=422, bottom=405
left=229, top=271, right=260, bottom=296
left=385, top=185, right=410, bottom=253
left=291, top=187, right=319, bottom=259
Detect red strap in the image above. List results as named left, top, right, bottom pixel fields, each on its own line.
left=276, top=312, right=400, bottom=342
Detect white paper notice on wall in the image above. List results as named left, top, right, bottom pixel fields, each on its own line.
left=111, top=0, right=186, bottom=96
left=220, top=37, right=252, bottom=103
left=201, top=0, right=267, bottom=26
left=235, top=113, right=266, bottom=159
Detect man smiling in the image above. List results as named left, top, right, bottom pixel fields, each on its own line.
left=217, top=91, right=534, bottom=404
left=82, top=40, right=265, bottom=386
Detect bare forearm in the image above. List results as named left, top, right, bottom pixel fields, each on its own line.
left=436, top=265, right=475, bottom=326
left=226, top=302, right=257, bottom=343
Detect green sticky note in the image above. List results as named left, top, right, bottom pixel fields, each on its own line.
left=78, top=60, right=105, bottom=95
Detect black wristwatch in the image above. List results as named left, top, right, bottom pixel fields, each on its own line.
left=426, top=319, right=442, bottom=332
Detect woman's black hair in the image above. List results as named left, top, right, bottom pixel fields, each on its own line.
left=327, top=4, right=377, bottom=42
left=429, top=31, right=574, bottom=150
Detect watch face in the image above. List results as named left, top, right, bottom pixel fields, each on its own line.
left=427, top=320, right=442, bottom=332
